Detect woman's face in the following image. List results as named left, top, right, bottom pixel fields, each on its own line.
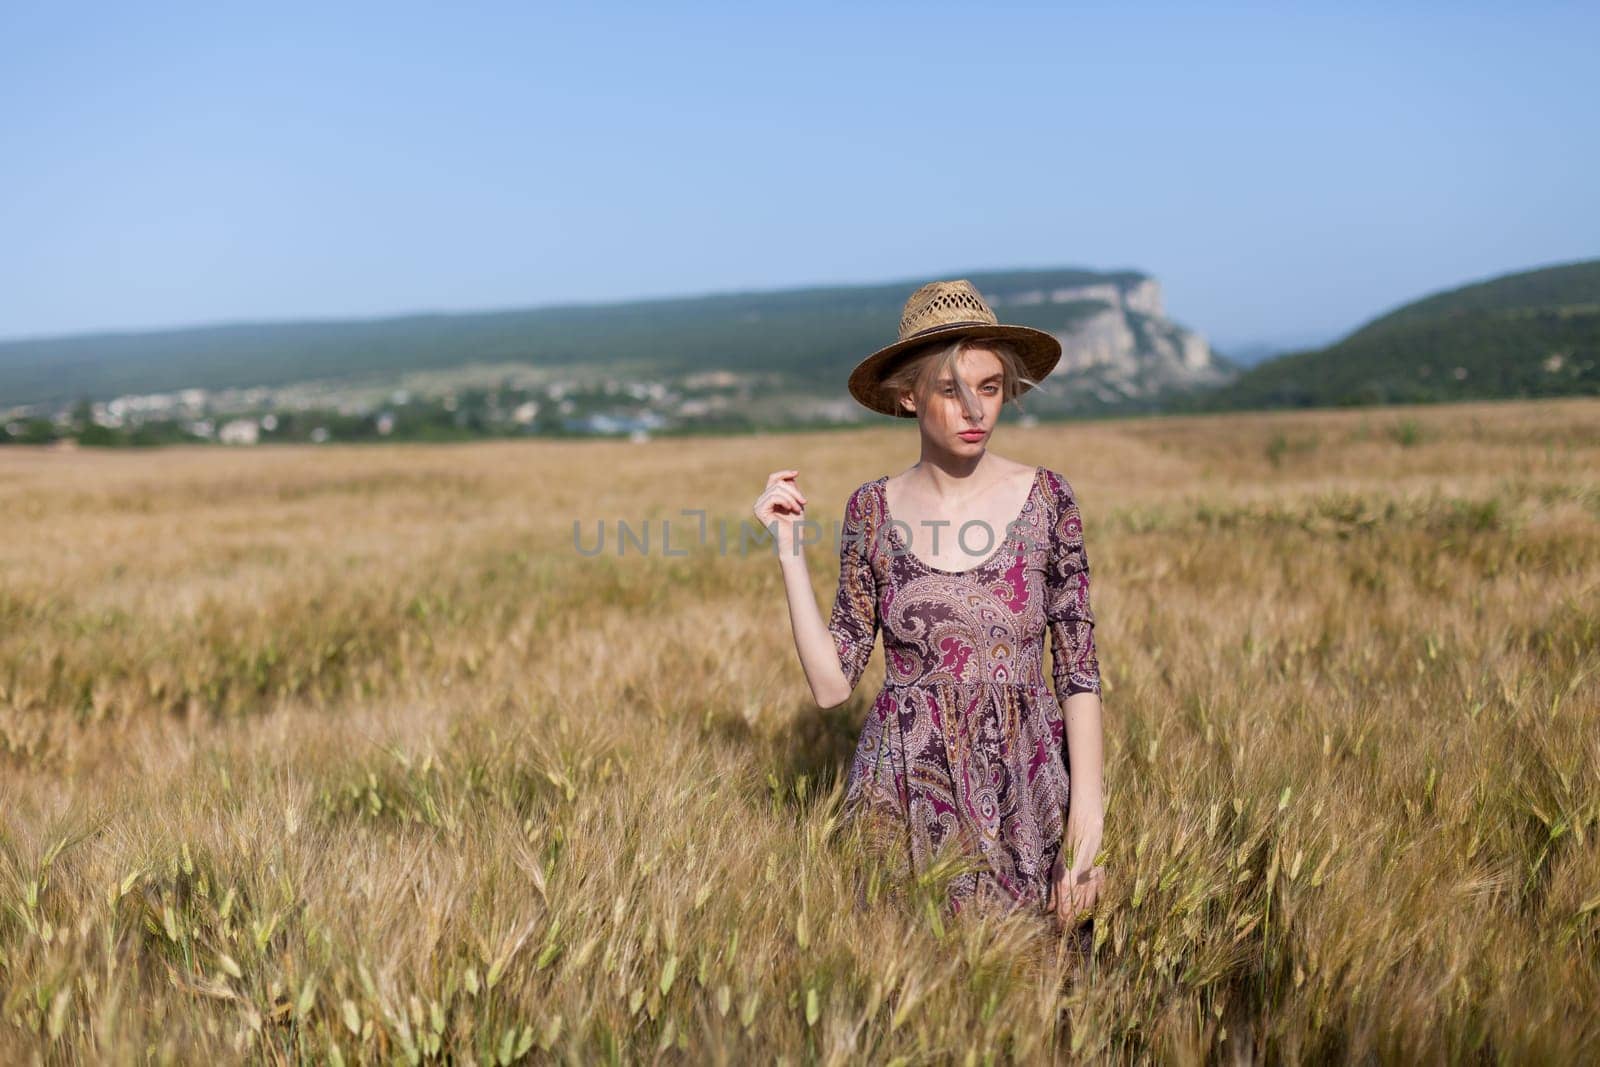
left=906, top=346, right=1005, bottom=455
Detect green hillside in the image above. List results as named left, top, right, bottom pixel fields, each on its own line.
left=0, top=268, right=1139, bottom=408
left=1176, top=259, right=1600, bottom=410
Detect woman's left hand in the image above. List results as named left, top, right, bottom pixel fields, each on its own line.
left=1045, top=807, right=1105, bottom=929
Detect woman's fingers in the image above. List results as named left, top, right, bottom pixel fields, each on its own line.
left=1053, top=865, right=1105, bottom=926
left=769, top=485, right=804, bottom=515
left=756, top=482, right=802, bottom=511
left=761, top=471, right=806, bottom=508
left=1070, top=867, right=1106, bottom=917
left=765, top=470, right=804, bottom=496
left=1045, top=853, right=1107, bottom=929
left=754, top=480, right=810, bottom=534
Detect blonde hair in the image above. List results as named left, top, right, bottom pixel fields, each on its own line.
left=877, top=336, right=1043, bottom=421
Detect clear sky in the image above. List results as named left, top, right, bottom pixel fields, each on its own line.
left=2, top=1, right=1596, bottom=353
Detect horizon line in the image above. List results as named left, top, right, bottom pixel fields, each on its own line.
left=0, top=261, right=1153, bottom=348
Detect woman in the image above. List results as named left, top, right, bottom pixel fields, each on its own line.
left=754, top=279, right=1107, bottom=933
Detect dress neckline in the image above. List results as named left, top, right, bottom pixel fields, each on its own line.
left=877, top=465, right=1044, bottom=576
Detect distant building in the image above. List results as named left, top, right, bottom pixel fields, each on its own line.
left=564, top=412, right=666, bottom=435
left=682, top=370, right=741, bottom=390
left=219, top=419, right=260, bottom=445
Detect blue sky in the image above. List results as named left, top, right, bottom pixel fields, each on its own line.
left=2, top=1, right=1595, bottom=353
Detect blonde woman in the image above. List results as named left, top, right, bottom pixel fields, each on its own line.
left=755, top=280, right=1106, bottom=934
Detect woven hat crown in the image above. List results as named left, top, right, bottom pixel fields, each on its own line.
left=898, top=279, right=999, bottom=340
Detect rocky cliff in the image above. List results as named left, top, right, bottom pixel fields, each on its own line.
left=982, top=276, right=1235, bottom=408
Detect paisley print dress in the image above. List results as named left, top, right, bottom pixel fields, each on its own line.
left=828, top=465, right=1102, bottom=919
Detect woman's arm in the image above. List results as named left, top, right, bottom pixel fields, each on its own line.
left=779, top=547, right=856, bottom=708
left=1043, top=469, right=1106, bottom=921
left=1042, top=472, right=1102, bottom=707
left=756, top=472, right=879, bottom=708
left=1061, top=691, right=1104, bottom=831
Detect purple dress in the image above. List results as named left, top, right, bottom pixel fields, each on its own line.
left=828, top=465, right=1102, bottom=919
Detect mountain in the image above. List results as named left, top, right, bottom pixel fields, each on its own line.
left=1176, top=259, right=1600, bottom=411
left=987, top=275, right=1235, bottom=409
left=0, top=268, right=1229, bottom=414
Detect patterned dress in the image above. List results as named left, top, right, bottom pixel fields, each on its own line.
left=828, top=465, right=1102, bottom=919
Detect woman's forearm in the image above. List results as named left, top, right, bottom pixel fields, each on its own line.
left=778, top=549, right=852, bottom=708
left=1063, top=690, right=1104, bottom=817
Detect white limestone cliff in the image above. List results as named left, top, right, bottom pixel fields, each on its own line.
left=984, top=276, right=1231, bottom=405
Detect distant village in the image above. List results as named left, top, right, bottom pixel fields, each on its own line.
left=0, top=367, right=871, bottom=447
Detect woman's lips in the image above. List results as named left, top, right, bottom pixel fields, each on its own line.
left=958, top=429, right=987, bottom=441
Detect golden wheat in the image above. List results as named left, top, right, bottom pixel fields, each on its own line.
left=1, top=398, right=1597, bottom=1063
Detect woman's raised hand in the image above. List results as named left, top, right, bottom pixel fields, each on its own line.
left=753, top=469, right=808, bottom=557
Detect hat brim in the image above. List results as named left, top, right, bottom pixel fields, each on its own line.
left=847, top=322, right=1063, bottom=418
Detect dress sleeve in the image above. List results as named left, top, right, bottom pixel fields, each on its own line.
left=826, top=484, right=881, bottom=692
left=1043, top=469, right=1102, bottom=699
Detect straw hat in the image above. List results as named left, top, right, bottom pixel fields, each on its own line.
left=848, top=278, right=1063, bottom=418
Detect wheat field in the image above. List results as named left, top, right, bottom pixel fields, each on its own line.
left=2, top=398, right=1597, bottom=1064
